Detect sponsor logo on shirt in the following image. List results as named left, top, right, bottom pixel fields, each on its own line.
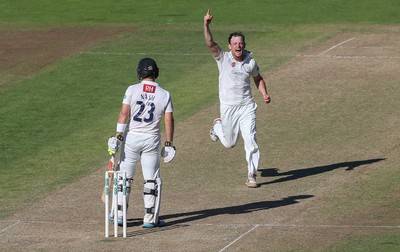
left=231, top=70, right=245, bottom=76
left=143, top=84, right=156, bottom=93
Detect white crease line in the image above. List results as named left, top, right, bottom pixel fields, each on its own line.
left=219, top=224, right=259, bottom=252
left=318, top=37, right=356, bottom=56
left=259, top=223, right=400, bottom=229
left=0, top=220, right=98, bottom=226
left=3, top=220, right=399, bottom=229
left=0, top=221, right=20, bottom=235
left=80, top=51, right=210, bottom=56
left=297, top=54, right=400, bottom=59
left=194, top=223, right=400, bottom=229
left=345, top=46, right=396, bottom=49
left=81, top=51, right=400, bottom=59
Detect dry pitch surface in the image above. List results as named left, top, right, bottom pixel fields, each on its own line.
left=1, top=26, right=399, bottom=251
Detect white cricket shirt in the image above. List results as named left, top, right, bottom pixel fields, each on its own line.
left=122, top=80, right=173, bottom=135
left=215, top=50, right=260, bottom=106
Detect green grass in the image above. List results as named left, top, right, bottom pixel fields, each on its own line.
left=0, top=0, right=399, bottom=27
left=325, top=232, right=400, bottom=252
left=0, top=0, right=399, bottom=250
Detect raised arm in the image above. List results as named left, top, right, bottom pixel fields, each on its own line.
left=203, top=9, right=222, bottom=58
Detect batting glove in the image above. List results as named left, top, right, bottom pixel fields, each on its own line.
left=108, top=134, right=124, bottom=155
left=161, top=141, right=176, bottom=163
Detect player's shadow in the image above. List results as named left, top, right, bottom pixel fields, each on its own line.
left=258, top=158, right=385, bottom=186
left=162, top=194, right=313, bottom=226
left=123, top=159, right=384, bottom=236
left=126, top=218, right=144, bottom=227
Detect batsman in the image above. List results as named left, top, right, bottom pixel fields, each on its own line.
left=107, top=57, right=176, bottom=228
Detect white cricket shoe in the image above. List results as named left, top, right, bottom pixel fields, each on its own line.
left=210, top=118, right=221, bottom=142
left=246, top=173, right=258, bottom=188
left=210, top=128, right=218, bottom=142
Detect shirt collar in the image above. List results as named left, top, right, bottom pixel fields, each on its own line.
left=141, top=80, right=159, bottom=86
left=229, top=50, right=252, bottom=63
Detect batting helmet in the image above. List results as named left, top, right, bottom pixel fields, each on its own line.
left=137, top=58, right=159, bottom=80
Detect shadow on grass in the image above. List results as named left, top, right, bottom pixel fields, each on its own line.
left=162, top=194, right=313, bottom=226
left=126, top=223, right=188, bottom=237
left=258, top=158, right=385, bottom=186
left=125, top=195, right=313, bottom=236
left=122, top=159, right=384, bottom=237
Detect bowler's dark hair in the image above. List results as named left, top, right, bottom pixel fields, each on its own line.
left=228, top=32, right=245, bottom=44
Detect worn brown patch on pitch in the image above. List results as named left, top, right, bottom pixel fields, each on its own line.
left=0, top=27, right=129, bottom=86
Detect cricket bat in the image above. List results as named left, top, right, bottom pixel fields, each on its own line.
left=102, top=124, right=128, bottom=203
left=101, top=154, right=117, bottom=203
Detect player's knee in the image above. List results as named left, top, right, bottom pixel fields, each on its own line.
left=226, top=144, right=236, bottom=149
left=143, top=178, right=162, bottom=217
left=249, top=136, right=259, bottom=153
left=224, top=137, right=238, bottom=149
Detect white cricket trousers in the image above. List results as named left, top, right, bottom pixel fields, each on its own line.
left=213, top=102, right=260, bottom=174
left=119, top=132, right=161, bottom=223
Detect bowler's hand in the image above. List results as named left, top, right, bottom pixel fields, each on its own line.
left=204, top=9, right=213, bottom=25
left=264, top=94, right=271, bottom=104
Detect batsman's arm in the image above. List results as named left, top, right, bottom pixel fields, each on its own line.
left=116, top=103, right=130, bottom=135
left=164, top=112, right=174, bottom=144
left=162, top=111, right=176, bottom=163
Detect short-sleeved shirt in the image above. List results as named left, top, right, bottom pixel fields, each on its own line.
left=215, top=50, right=260, bottom=106
left=122, top=80, right=173, bottom=135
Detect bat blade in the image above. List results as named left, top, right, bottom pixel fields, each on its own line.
left=101, top=155, right=116, bottom=203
